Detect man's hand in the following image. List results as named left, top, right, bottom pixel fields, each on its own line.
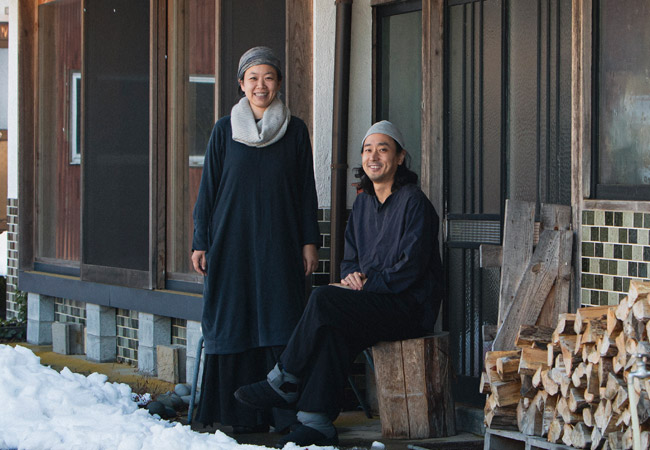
left=191, top=250, right=207, bottom=276
left=341, top=271, right=367, bottom=290
left=303, top=244, right=319, bottom=276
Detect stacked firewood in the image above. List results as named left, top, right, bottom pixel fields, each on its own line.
left=482, top=280, right=650, bottom=449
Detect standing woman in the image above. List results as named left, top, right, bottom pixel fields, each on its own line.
left=191, top=46, right=320, bottom=433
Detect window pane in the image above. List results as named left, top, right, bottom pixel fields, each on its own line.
left=37, top=0, right=81, bottom=262
left=379, top=10, right=422, bottom=178
left=83, top=0, right=150, bottom=271
left=167, top=0, right=215, bottom=277
left=598, top=0, right=650, bottom=186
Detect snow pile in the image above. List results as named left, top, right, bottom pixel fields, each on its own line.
left=0, top=345, right=333, bottom=450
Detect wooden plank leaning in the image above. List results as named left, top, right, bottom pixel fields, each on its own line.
left=536, top=204, right=573, bottom=329
left=492, top=230, right=563, bottom=351
left=497, top=199, right=536, bottom=328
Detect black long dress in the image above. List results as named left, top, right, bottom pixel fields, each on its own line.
left=192, top=115, right=320, bottom=429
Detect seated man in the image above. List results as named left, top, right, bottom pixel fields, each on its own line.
left=235, top=120, right=444, bottom=447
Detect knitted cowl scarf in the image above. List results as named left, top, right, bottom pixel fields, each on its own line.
left=230, top=96, right=290, bottom=148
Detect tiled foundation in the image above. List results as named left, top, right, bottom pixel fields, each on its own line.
left=581, top=209, right=650, bottom=306
left=6, top=198, right=18, bottom=319
left=116, top=308, right=139, bottom=365
left=54, top=298, right=86, bottom=325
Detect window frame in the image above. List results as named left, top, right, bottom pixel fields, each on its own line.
left=590, top=0, right=650, bottom=201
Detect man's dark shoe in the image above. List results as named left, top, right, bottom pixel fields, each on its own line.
left=274, top=424, right=339, bottom=448
left=234, top=380, right=295, bottom=410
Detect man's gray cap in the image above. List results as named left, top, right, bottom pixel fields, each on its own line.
left=237, top=46, right=283, bottom=81
left=362, top=120, right=405, bottom=149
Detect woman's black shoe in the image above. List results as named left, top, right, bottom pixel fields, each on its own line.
left=274, top=424, right=339, bottom=447
left=234, top=380, right=295, bottom=410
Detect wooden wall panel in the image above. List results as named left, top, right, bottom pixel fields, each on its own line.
left=54, top=1, right=81, bottom=261
left=285, top=0, right=313, bottom=136
left=189, top=0, right=215, bottom=75
left=18, top=0, right=37, bottom=269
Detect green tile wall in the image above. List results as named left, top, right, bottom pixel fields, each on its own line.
left=54, top=298, right=86, bottom=325
left=581, top=209, right=650, bottom=306
left=116, top=308, right=139, bottom=366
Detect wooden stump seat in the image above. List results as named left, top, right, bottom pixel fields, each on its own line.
left=372, top=332, right=456, bottom=439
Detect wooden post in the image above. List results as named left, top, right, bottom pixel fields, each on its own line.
left=373, top=333, right=456, bottom=439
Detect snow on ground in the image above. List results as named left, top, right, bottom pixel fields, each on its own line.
left=0, top=345, right=335, bottom=450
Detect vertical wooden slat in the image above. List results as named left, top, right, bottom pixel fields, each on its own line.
left=18, top=0, right=37, bottom=270
left=150, top=0, right=167, bottom=289
left=498, top=199, right=536, bottom=327
left=421, top=0, right=444, bottom=232
left=285, top=0, right=313, bottom=137
left=571, top=0, right=591, bottom=311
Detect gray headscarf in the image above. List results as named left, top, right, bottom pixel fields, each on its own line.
left=237, top=46, right=283, bottom=81
left=362, top=120, right=406, bottom=149
left=231, top=46, right=289, bottom=148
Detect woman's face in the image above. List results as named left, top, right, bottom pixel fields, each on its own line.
left=239, top=64, right=281, bottom=119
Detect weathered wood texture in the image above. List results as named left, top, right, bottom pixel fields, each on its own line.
left=493, top=230, right=563, bottom=351
left=373, top=333, right=455, bottom=439
left=497, top=200, right=536, bottom=328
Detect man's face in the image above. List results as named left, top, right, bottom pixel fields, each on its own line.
left=362, top=133, right=405, bottom=186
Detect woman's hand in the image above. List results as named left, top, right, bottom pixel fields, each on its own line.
left=303, top=244, right=319, bottom=276
left=191, top=250, right=207, bottom=276
left=341, top=271, right=367, bottom=290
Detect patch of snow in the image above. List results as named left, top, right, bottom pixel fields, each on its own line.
left=0, top=345, right=336, bottom=450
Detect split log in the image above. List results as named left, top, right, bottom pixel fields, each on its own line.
left=604, top=372, right=626, bottom=401
left=572, top=362, right=588, bottom=389
left=547, top=417, right=564, bottom=443
left=615, top=295, right=632, bottom=321
left=590, top=426, right=603, bottom=450
left=541, top=369, right=559, bottom=396
left=568, top=387, right=588, bottom=412
left=607, top=307, right=623, bottom=337
left=583, top=405, right=594, bottom=427
left=485, top=405, right=518, bottom=430
left=556, top=313, right=577, bottom=336
left=557, top=396, right=583, bottom=424
left=582, top=319, right=608, bottom=345
left=496, top=354, right=520, bottom=380
left=517, top=397, right=543, bottom=436
left=574, top=306, right=610, bottom=335
left=520, top=374, right=537, bottom=399
left=607, top=431, right=625, bottom=450
left=598, top=334, right=618, bottom=358
left=628, top=279, right=650, bottom=303
left=558, top=335, right=581, bottom=375
left=598, top=356, right=614, bottom=387
left=518, top=346, right=548, bottom=376
left=562, top=423, right=574, bottom=446
left=479, top=371, right=491, bottom=394
left=532, top=366, right=543, bottom=388
left=542, top=394, right=557, bottom=437
left=485, top=350, right=520, bottom=383
left=492, top=379, right=523, bottom=407
left=632, top=294, right=650, bottom=321
left=571, top=422, right=592, bottom=448
left=515, top=324, right=554, bottom=348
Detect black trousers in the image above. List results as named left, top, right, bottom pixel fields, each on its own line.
left=279, top=284, right=427, bottom=416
